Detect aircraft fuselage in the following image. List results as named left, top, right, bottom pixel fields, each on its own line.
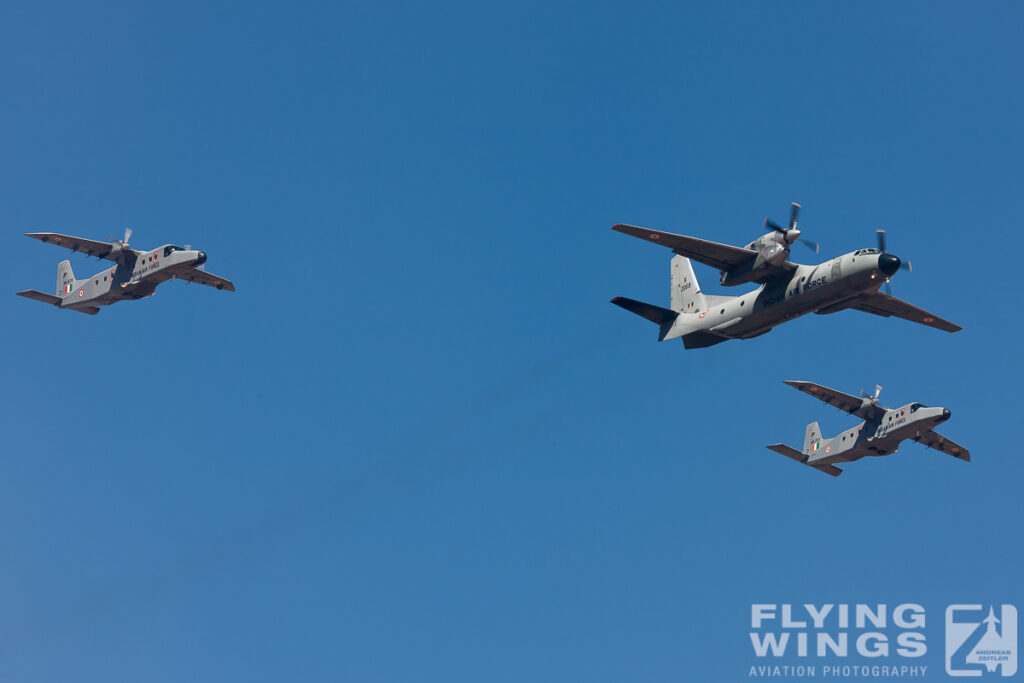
left=665, top=249, right=896, bottom=341
left=61, top=245, right=208, bottom=311
left=808, top=404, right=954, bottom=465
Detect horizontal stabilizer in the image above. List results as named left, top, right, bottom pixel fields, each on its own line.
left=682, top=330, right=729, bottom=349
left=811, top=463, right=843, bottom=477
left=610, top=296, right=677, bottom=325
left=16, top=289, right=62, bottom=306
left=15, top=290, right=98, bottom=314
left=767, top=443, right=805, bottom=462
left=766, top=443, right=842, bottom=477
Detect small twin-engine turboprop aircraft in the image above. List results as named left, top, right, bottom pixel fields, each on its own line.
left=766, top=381, right=970, bottom=477
left=16, top=229, right=235, bottom=315
left=610, top=203, right=960, bottom=349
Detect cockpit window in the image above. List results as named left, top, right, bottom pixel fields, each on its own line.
left=163, top=245, right=185, bottom=256
left=909, top=403, right=926, bottom=412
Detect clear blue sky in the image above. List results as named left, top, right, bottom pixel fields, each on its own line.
left=2, top=2, right=1021, bottom=681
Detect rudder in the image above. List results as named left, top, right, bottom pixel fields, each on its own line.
left=803, top=421, right=823, bottom=455
left=57, top=260, right=75, bottom=297
left=670, top=255, right=707, bottom=312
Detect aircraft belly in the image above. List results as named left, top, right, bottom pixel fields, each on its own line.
left=740, top=278, right=866, bottom=336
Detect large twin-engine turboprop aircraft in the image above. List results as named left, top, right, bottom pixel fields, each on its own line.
left=611, top=203, right=959, bottom=349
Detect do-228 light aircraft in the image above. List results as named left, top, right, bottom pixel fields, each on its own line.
left=611, top=203, right=960, bottom=348
left=767, top=381, right=970, bottom=477
left=16, top=229, right=235, bottom=315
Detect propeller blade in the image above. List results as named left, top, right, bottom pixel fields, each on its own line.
left=764, top=217, right=784, bottom=232
left=884, top=281, right=893, bottom=295
left=124, top=227, right=133, bottom=245
left=789, top=202, right=800, bottom=229
left=876, top=229, right=887, bottom=253
left=800, top=238, right=820, bottom=254
left=901, top=261, right=912, bottom=272
left=185, top=244, right=192, bottom=251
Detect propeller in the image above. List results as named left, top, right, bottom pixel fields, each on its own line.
left=860, top=384, right=883, bottom=403
left=109, top=227, right=133, bottom=263
left=764, top=202, right=820, bottom=253
left=875, top=229, right=912, bottom=294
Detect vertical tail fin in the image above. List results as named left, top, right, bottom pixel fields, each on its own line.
left=57, top=260, right=76, bottom=297
left=803, top=421, right=823, bottom=455
left=670, top=255, right=707, bottom=312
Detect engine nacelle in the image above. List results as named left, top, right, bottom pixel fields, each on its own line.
left=718, top=231, right=792, bottom=286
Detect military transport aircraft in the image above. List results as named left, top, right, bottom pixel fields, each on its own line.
left=766, top=381, right=970, bottom=477
left=610, top=203, right=960, bottom=348
left=16, top=229, right=235, bottom=315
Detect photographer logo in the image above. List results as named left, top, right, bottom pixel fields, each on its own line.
left=946, top=605, right=1017, bottom=677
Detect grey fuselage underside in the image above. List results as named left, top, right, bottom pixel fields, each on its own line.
left=810, top=405, right=951, bottom=465
left=664, top=252, right=887, bottom=341
left=61, top=248, right=206, bottom=311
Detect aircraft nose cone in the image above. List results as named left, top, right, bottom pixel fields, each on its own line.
left=878, top=253, right=901, bottom=276
left=942, top=408, right=951, bottom=420
left=196, top=252, right=207, bottom=265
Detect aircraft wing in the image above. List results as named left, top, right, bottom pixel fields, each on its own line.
left=783, top=380, right=885, bottom=421
left=612, top=224, right=757, bottom=272
left=180, top=268, right=235, bottom=291
left=913, top=430, right=970, bottom=462
left=25, top=232, right=134, bottom=262
left=850, top=292, right=961, bottom=333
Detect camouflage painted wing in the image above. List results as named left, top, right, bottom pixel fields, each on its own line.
left=180, top=268, right=235, bottom=292
left=850, top=292, right=961, bottom=333
left=913, top=430, right=970, bottom=461
left=783, top=380, right=885, bottom=422
left=25, top=232, right=134, bottom=262
left=611, top=224, right=757, bottom=272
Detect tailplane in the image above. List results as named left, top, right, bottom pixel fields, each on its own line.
left=766, top=443, right=843, bottom=477
left=57, top=260, right=76, bottom=297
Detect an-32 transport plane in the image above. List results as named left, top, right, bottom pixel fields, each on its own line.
left=610, top=203, right=960, bottom=349
left=16, top=229, right=235, bottom=315
left=767, top=381, right=970, bottom=477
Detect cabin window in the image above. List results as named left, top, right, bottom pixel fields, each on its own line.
left=740, top=301, right=745, bottom=306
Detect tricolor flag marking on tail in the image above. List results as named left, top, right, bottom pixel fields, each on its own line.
left=63, top=282, right=72, bottom=294
left=811, top=441, right=820, bottom=452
